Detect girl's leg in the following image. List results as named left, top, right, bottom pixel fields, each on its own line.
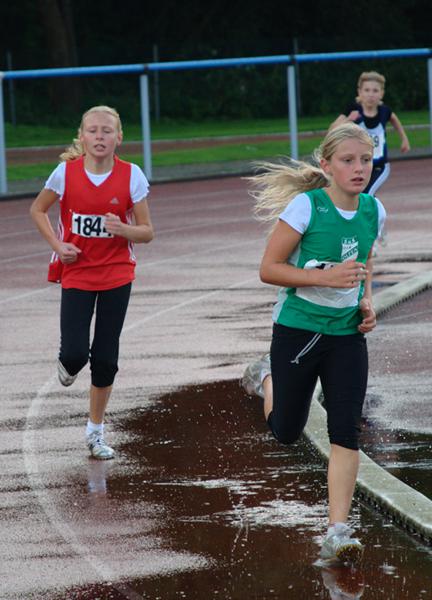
left=364, top=163, right=390, bottom=196
left=263, top=376, right=273, bottom=420
left=89, top=384, right=113, bottom=425
left=317, top=334, right=367, bottom=563
left=89, top=283, right=132, bottom=421
left=266, top=324, right=320, bottom=444
left=327, top=445, right=359, bottom=523
left=320, top=333, right=368, bottom=525
left=59, top=288, right=97, bottom=376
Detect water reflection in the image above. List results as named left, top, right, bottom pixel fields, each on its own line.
left=320, top=565, right=365, bottom=599
left=52, top=380, right=432, bottom=599
left=87, top=459, right=109, bottom=496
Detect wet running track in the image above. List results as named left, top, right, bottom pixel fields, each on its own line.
left=0, top=159, right=431, bottom=599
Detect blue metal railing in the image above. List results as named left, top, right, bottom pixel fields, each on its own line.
left=1, top=47, right=431, bottom=193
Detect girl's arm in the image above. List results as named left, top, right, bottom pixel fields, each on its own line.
left=104, top=199, right=154, bottom=243
left=30, top=188, right=81, bottom=263
left=329, top=110, right=361, bottom=131
left=390, top=112, right=410, bottom=153
left=358, top=253, right=377, bottom=333
left=260, top=221, right=367, bottom=289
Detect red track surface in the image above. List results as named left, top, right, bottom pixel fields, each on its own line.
left=0, top=160, right=431, bottom=598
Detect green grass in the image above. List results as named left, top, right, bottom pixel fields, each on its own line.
left=4, top=111, right=430, bottom=147
left=8, top=134, right=430, bottom=182
left=5, top=112, right=431, bottom=181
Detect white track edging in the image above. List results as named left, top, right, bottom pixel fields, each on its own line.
left=304, top=271, right=432, bottom=544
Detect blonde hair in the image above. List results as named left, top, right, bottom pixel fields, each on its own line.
left=355, top=71, right=385, bottom=103
left=249, top=122, right=373, bottom=227
left=60, top=105, right=123, bottom=161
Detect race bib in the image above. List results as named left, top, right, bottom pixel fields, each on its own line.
left=71, top=213, right=113, bottom=238
left=295, top=259, right=359, bottom=309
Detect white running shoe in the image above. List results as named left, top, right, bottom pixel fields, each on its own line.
left=87, top=431, right=115, bottom=460
left=320, top=523, right=364, bottom=564
left=57, top=359, right=78, bottom=387
left=241, top=353, right=271, bottom=399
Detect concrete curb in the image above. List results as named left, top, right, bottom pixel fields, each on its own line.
left=304, top=271, right=432, bottom=544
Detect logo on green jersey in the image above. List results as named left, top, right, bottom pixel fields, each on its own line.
left=341, top=236, right=358, bottom=261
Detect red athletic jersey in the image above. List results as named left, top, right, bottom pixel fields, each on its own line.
left=48, top=156, right=136, bottom=291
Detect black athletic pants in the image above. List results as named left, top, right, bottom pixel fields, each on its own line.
left=59, top=283, right=131, bottom=388
left=267, top=324, right=368, bottom=450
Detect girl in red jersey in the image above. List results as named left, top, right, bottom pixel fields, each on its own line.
left=30, top=105, right=154, bottom=460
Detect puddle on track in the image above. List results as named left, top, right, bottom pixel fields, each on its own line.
left=363, top=288, right=432, bottom=499
left=46, top=381, right=431, bottom=600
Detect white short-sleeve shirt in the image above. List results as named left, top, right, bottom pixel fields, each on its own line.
left=279, top=192, right=386, bottom=237
left=45, top=161, right=149, bottom=203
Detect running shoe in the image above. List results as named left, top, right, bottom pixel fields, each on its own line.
left=87, top=431, right=115, bottom=460
left=57, top=359, right=78, bottom=387
left=241, top=353, right=271, bottom=399
left=320, top=523, right=364, bottom=564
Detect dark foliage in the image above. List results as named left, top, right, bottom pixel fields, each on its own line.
left=0, top=0, right=430, bottom=124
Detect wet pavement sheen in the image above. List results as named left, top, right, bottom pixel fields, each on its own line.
left=364, top=287, right=432, bottom=500
left=2, top=164, right=432, bottom=599
left=41, top=380, right=432, bottom=600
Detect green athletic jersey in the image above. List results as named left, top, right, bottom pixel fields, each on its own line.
left=273, top=189, right=379, bottom=335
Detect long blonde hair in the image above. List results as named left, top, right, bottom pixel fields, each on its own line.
left=60, top=105, right=123, bottom=161
left=249, top=122, right=373, bottom=227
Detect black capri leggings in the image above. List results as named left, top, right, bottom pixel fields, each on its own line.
left=267, top=324, right=368, bottom=451
left=59, top=283, right=131, bottom=388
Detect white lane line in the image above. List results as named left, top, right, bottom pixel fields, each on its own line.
left=0, top=199, right=246, bottom=240
left=0, top=250, right=50, bottom=264
left=0, top=228, right=38, bottom=240
left=23, top=274, right=256, bottom=597
left=0, top=215, right=256, bottom=265
left=0, top=286, right=53, bottom=306
left=0, top=237, right=262, bottom=306
left=123, top=274, right=256, bottom=332
left=22, top=376, right=144, bottom=600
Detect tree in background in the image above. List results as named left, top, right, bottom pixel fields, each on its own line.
left=0, top=0, right=429, bottom=123
left=36, top=0, right=81, bottom=114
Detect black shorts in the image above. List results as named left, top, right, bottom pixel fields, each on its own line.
left=267, top=324, right=368, bottom=450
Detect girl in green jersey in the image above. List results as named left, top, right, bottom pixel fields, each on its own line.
left=242, top=122, right=386, bottom=565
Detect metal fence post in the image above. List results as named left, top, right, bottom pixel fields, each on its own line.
left=428, top=57, right=432, bottom=151
left=140, top=73, right=152, bottom=181
left=287, top=63, right=298, bottom=160
left=0, top=74, right=7, bottom=194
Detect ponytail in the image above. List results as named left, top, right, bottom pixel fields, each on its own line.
left=249, top=122, right=373, bottom=229
left=248, top=157, right=329, bottom=227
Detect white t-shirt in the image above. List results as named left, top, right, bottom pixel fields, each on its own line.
left=45, top=161, right=149, bottom=203
left=279, top=192, right=386, bottom=237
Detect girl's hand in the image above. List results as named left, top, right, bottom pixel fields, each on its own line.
left=347, top=110, right=361, bottom=121
left=320, top=260, right=368, bottom=288
left=358, top=297, right=376, bottom=333
left=57, top=242, right=81, bottom=264
left=400, top=139, right=411, bottom=153
left=104, top=212, right=125, bottom=237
